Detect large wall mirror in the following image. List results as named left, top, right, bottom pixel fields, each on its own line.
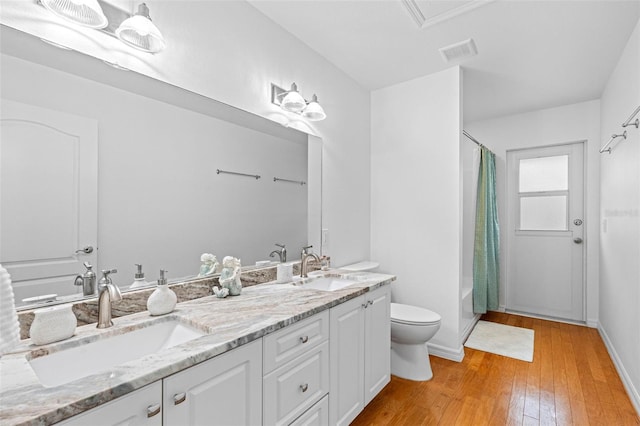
left=0, top=25, right=322, bottom=309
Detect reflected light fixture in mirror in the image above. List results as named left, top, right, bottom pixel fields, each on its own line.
left=116, top=3, right=166, bottom=53
left=271, top=83, right=327, bottom=121
left=40, top=0, right=108, bottom=29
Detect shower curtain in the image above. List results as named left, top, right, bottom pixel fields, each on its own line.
left=473, top=147, right=500, bottom=314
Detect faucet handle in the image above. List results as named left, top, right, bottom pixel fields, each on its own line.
left=302, top=245, right=313, bottom=255
left=275, top=243, right=286, bottom=248
left=99, top=269, right=117, bottom=286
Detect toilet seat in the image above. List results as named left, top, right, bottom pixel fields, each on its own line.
left=391, top=303, right=441, bottom=326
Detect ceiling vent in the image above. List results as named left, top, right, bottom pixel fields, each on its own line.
left=439, top=38, right=478, bottom=63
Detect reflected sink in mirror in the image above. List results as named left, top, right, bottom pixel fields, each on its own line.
left=292, top=275, right=358, bottom=292
left=28, top=319, right=206, bottom=388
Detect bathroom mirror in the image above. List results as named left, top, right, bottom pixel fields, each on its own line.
left=0, top=25, right=323, bottom=309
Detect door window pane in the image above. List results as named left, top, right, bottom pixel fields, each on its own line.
left=519, top=155, right=568, bottom=192
left=520, top=196, right=567, bottom=230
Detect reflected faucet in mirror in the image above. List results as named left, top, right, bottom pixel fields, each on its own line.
left=74, top=262, right=97, bottom=296
left=269, top=243, right=287, bottom=263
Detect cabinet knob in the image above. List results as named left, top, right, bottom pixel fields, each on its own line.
left=299, top=335, right=309, bottom=344
left=146, top=404, right=161, bottom=418
left=173, top=392, right=187, bottom=405
left=362, top=303, right=368, bottom=309
left=300, top=383, right=309, bottom=393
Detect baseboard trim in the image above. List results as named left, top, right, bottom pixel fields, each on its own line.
left=428, top=342, right=465, bottom=362
left=597, top=323, right=640, bottom=416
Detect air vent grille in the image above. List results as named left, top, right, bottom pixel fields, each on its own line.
left=439, top=38, right=478, bottom=63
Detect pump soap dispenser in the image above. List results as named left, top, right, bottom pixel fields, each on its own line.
left=146, top=269, right=177, bottom=316
left=130, top=264, right=150, bottom=289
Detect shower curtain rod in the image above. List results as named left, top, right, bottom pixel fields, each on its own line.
left=463, top=130, right=485, bottom=148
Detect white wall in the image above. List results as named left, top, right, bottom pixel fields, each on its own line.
left=0, top=0, right=371, bottom=266
left=598, top=19, right=640, bottom=413
left=465, top=100, right=601, bottom=325
left=371, top=67, right=463, bottom=358
left=1, top=54, right=308, bottom=286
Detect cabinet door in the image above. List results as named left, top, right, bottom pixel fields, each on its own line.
left=364, top=285, right=391, bottom=405
left=59, top=381, right=161, bottom=426
left=329, top=295, right=365, bottom=426
left=163, top=339, right=262, bottom=426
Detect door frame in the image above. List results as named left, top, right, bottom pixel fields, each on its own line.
left=505, top=140, right=588, bottom=321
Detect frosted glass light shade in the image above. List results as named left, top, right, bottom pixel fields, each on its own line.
left=281, top=83, right=307, bottom=113
left=302, top=95, right=326, bottom=121
left=41, top=0, right=108, bottom=29
left=116, top=3, right=165, bottom=53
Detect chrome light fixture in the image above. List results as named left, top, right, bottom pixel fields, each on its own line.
left=115, top=3, right=165, bottom=53
left=40, top=0, right=108, bottom=29
left=271, top=83, right=327, bottom=121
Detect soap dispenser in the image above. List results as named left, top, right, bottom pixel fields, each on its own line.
left=130, top=264, right=150, bottom=289
left=147, top=269, right=177, bottom=316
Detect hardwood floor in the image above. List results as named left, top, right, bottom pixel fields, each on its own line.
left=352, top=312, right=640, bottom=425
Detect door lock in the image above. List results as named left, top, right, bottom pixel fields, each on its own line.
left=573, top=238, right=583, bottom=244
left=573, top=219, right=583, bottom=226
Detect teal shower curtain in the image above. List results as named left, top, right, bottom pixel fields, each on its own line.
left=473, top=147, right=500, bottom=314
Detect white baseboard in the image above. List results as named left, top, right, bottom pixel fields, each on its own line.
left=586, top=318, right=598, bottom=328
left=497, top=304, right=506, bottom=312
left=597, top=323, right=640, bottom=416
left=428, top=342, right=465, bottom=362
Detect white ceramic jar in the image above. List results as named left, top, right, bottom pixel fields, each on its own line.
left=29, top=304, right=77, bottom=345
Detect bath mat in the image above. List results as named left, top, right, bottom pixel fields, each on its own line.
left=464, top=320, right=534, bottom=362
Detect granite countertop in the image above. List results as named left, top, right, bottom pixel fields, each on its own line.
left=0, top=270, right=395, bottom=426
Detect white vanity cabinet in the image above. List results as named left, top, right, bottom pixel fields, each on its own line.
left=329, top=285, right=391, bottom=426
left=59, top=381, right=162, bottom=426
left=162, top=339, right=262, bottom=426
left=263, top=311, right=330, bottom=426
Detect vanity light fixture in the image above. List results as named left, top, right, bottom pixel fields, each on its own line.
left=115, top=3, right=166, bottom=53
left=271, top=83, right=327, bottom=121
left=40, top=0, right=108, bottom=29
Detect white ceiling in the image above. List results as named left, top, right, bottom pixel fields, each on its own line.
left=247, top=0, right=640, bottom=122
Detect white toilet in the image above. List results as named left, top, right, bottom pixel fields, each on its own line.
left=340, top=261, right=442, bottom=381
left=390, top=303, right=441, bottom=381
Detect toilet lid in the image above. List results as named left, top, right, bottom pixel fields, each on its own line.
left=391, top=303, right=441, bottom=325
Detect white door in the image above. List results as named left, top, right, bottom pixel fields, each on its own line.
left=506, top=142, right=585, bottom=321
left=0, top=99, right=98, bottom=305
left=163, top=339, right=262, bottom=426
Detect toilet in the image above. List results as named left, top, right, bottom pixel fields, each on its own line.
left=390, top=303, right=441, bottom=381
left=340, top=261, right=442, bottom=381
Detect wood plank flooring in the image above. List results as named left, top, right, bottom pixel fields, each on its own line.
left=352, top=312, right=639, bottom=425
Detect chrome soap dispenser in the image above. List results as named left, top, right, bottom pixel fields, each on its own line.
left=130, top=264, right=150, bottom=289
left=147, top=269, right=177, bottom=316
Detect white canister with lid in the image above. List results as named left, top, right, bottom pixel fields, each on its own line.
left=29, top=304, right=77, bottom=345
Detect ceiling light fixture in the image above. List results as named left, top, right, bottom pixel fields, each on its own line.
left=40, top=0, right=108, bottom=29
left=115, top=3, right=165, bottom=53
left=271, top=83, right=327, bottom=121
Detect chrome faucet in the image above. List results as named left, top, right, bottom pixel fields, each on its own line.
left=269, top=243, right=287, bottom=263
left=97, top=269, right=121, bottom=329
left=300, top=245, right=320, bottom=278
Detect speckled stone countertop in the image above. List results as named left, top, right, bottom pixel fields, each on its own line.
left=0, top=270, right=394, bottom=425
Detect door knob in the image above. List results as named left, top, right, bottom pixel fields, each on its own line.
left=75, top=246, right=94, bottom=254
left=573, top=238, right=583, bottom=244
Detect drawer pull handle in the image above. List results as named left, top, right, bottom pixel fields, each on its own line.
left=362, top=303, right=367, bottom=309
left=147, top=404, right=161, bottom=418
left=173, top=392, right=186, bottom=405
left=300, top=383, right=309, bottom=393
left=368, top=300, right=373, bottom=306
left=299, top=336, right=309, bottom=344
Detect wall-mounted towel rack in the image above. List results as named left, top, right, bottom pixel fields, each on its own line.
left=273, top=177, right=306, bottom=186
left=622, top=105, right=640, bottom=128
left=216, top=169, right=261, bottom=180
left=599, top=131, right=627, bottom=154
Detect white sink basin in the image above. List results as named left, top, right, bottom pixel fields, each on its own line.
left=29, top=319, right=206, bottom=388
left=293, top=275, right=358, bottom=292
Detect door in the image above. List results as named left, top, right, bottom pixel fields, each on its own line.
left=0, top=100, right=97, bottom=305
left=506, top=142, right=585, bottom=321
left=163, top=339, right=262, bottom=426
left=364, top=285, right=390, bottom=405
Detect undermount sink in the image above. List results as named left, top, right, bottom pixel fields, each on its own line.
left=292, top=275, right=358, bottom=292
left=28, top=319, right=206, bottom=388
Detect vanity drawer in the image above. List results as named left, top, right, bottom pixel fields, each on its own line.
left=264, top=310, right=329, bottom=373
left=263, top=340, right=329, bottom=426
left=290, top=394, right=329, bottom=426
